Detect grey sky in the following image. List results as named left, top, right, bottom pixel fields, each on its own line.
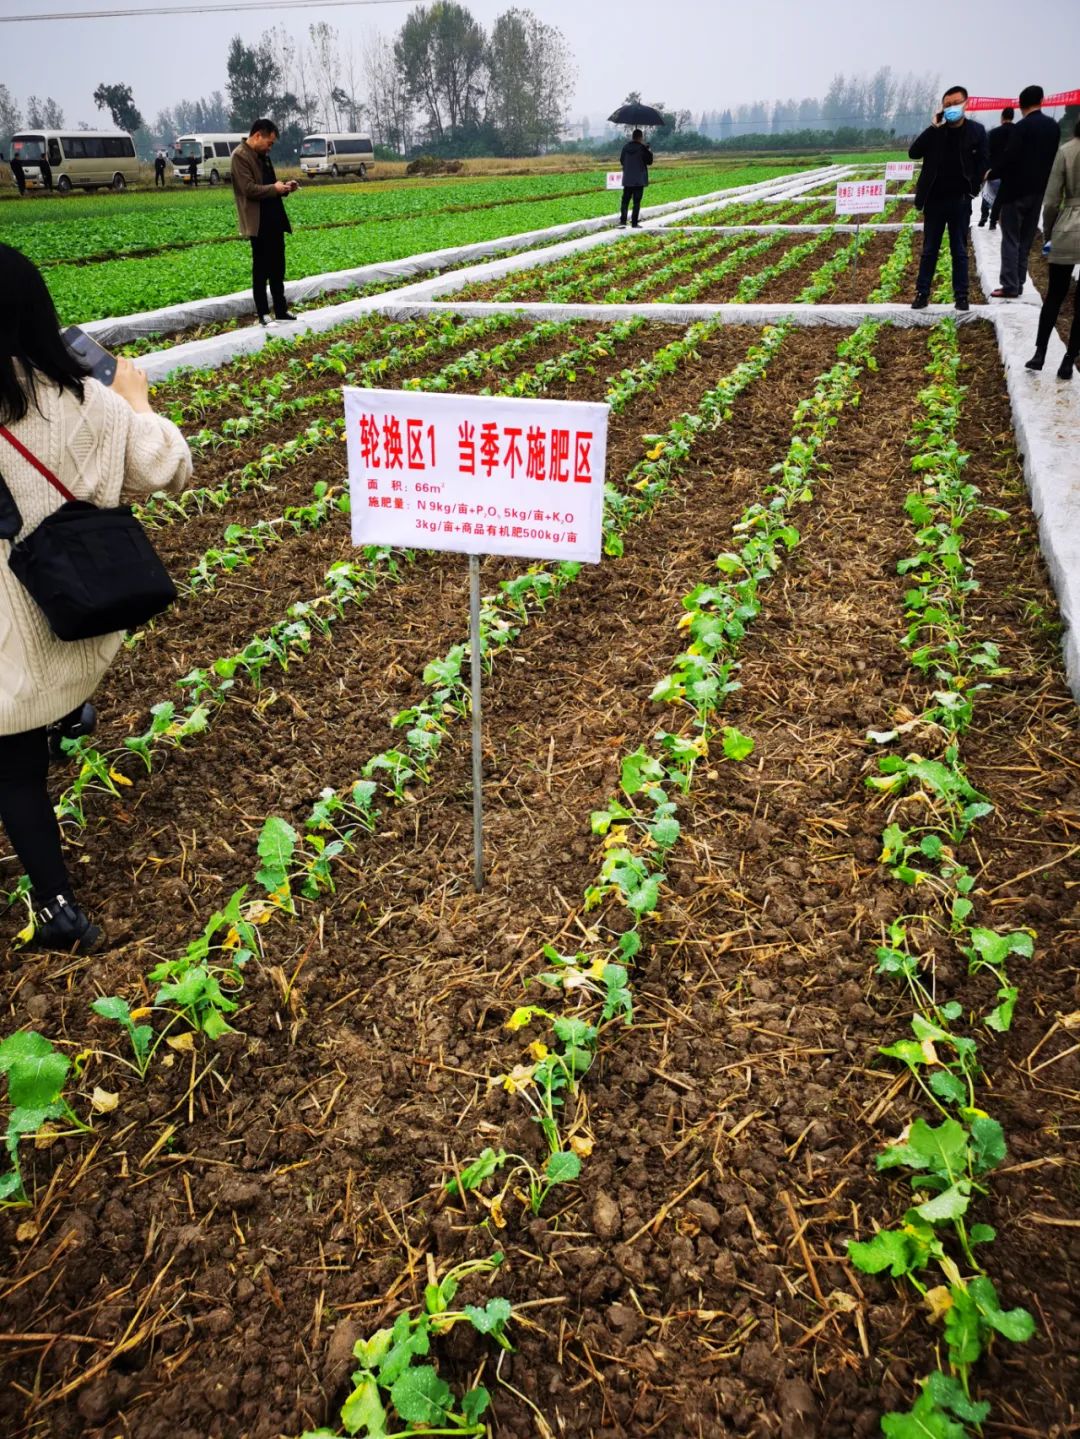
left=1, top=0, right=1077, bottom=130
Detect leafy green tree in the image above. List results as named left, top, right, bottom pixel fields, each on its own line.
left=485, top=8, right=573, bottom=154
left=226, top=34, right=283, bottom=131
left=92, top=82, right=144, bottom=132
left=26, top=95, right=64, bottom=128
left=395, top=2, right=485, bottom=141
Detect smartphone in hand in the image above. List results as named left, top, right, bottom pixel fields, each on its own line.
left=62, top=326, right=118, bottom=387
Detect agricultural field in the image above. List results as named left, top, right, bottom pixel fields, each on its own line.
left=0, top=162, right=808, bottom=325
left=0, top=161, right=1077, bottom=1439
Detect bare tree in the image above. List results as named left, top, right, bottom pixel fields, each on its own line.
left=26, top=95, right=64, bottom=128
left=363, top=29, right=411, bottom=151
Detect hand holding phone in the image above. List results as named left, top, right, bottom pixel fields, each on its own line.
left=62, top=326, right=117, bottom=387
left=933, top=109, right=945, bottom=127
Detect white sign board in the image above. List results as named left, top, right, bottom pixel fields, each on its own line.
left=606, top=171, right=624, bottom=190
left=345, top=389, right=609, bottom=564
left=835, top=179, right=887, bottom=215
left=885, top=160, right=915, bottom=181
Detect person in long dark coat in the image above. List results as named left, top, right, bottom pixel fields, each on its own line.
left=619, top=128, right=653, bottom=228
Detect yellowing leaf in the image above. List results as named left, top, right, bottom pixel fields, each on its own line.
left=645, top=444, right=664, bottom=460
left=15, top=921, right=34, bottom=946
left=505, top=1006, right=538, bottom=1032
left=528, top=1041, right=550, bottom=1062
left=501, top=1063, right=536, bottom=1095
left=489, top=1194, right=507, bottom=1229
left=91, top=1087, right=120, bottom=1114
left=129, top=1007, right=152, bottom=1020
left=34, top=1122, right=60, bottom=1150
left=167, top=1032, right=195, bottom=1053
left=107, top=767, right=133, bottom=787
left=15, top=1220, right=38, bottom=1242
left=569, top=1134, right=594, bottom=1158
left=924, top=1285, right=953, bottom=1322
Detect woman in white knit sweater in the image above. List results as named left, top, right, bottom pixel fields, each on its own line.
left=0, top=244, right=192, bottom=952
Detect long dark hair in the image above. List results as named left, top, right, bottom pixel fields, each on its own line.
left=0, top=244, right=90, bottom=425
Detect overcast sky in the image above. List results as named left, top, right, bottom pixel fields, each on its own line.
left=1, top=0, right=1077, bottom=129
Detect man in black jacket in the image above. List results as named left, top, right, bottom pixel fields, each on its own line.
left=619, top=129, right=653, bottom=228
left=909, top=85, right=988, bottom=310
left=979, top=106, right=1013, bottom=227
left=988, top=85, right=1061, bottom=298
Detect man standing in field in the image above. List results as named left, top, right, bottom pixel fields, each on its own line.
left=231, top=119, right=299, bottom=328
left=987, top=85, right=1062, bottom=298
left=619, top=128, right=653, bottom=228
left=909, top=85, right=988, bottom=311
left=154, top=150, right=167, bottom=187
left=979, top=106, right=1014, bottom=228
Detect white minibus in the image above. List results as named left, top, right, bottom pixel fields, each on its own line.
left=171, top=134, right=246, bottom=185
left=300, top=133, right=374, bottom=179
left=11, top=130, right=139, bottom=192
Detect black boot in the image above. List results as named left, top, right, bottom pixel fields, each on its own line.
left=955, top=296, right=970, bottom=311
left=1058, top=353, right=1076, bottom=381
left=28, top=894, right=103, bottom=953
left=47, top=702, right=96, bottom=762
left=1025, top=348, right=1047, bottom=371
left=911, top=292, right=929, bottom=310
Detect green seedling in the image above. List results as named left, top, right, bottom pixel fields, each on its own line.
left=1, top=1031, right=89, bottom=1206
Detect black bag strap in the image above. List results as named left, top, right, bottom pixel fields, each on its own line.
left=0, top=466, right=23, bottom=542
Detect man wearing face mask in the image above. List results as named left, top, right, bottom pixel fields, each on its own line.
left=986, top=85, right=1062, bottom=299
left=908, top=86, right=988, bottom=311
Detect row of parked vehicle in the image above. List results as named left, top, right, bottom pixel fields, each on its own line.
left=7, top=129, right=376, bottom=193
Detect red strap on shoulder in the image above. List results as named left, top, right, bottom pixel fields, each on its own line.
left=0, top=425, right=77, bottom=504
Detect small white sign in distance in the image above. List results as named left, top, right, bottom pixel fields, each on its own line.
left=885, top=160, right=916, bottom=181
left=606, top=171, right=624, bottom=190
left=344, top=389, right=610, bottom=564
left=835, top=178, right=888, bottom=215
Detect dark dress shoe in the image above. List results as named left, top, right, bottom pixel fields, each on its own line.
left=29, top=895, right=104, bottom=953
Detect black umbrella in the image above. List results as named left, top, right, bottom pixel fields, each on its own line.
left=608, top=103, right=666, bottom=127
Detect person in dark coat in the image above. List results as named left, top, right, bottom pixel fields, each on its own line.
left=619, top=128, right=653, bottom=228
left=988, top=84, right=1062, bottom=298
left=231, top=119, right=299, bottom=326
left=10, top=153, right=26, bottom=195
left=187, top=156, right=198, bottom=187
left=979, top=106, right=1013, bottom=227
left=909, top=85, right=988, bottom=310
left=154, top=150, right=167, bottom=187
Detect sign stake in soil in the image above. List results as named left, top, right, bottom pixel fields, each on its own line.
left=344, top=386, right=610, bottom=891
left=469, top=552, right=484, bottom=891
left=834, top=177, right=886, bottom=292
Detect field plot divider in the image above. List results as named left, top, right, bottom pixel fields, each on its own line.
left=373, top=300, right=980, bottom=329
left=969, top=221, right=1080, bottom=698
left=654, top=223, right=923, bottom=234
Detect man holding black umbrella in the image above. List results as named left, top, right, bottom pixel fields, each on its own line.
left=619, top=128, right=653, bottom=227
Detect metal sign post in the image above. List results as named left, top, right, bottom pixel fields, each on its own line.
left=469, top=554, right=484, bottom=891
left=852, top=220, right=861, bottom=288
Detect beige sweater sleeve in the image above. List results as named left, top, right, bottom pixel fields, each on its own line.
left=90, top=383, right=193, bottom=501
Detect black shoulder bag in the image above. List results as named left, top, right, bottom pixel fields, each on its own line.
left=0, top=425, right=177, bottom=642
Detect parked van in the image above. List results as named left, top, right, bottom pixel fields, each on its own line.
left=300, top=133, right=374, bottom=179
left=11, top=130, right=139, bottom=192
left=172, top=133, right=246, bottom=185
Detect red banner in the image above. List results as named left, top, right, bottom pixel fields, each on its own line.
left=966, top=90, right=1080, bottom=110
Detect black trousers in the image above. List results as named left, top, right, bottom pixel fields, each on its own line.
left=999, top=192, right=1042, bottom=293
left=916, top=194, right=971, bottom=299
left=12, top=163, right=25, bottom=195
left=1035, top=263, right=1080, bottom=357
left=620, top=185, right=644, bottom=225
left=0, top=727, right=70, bottom=902
left=155, top=165, right=165, bottom=187
left=250, top=229, right=288, bottom=318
